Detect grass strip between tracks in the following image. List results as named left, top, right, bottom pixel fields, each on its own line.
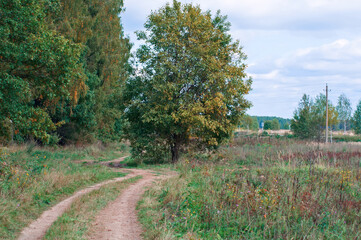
left=45, top=176, right=142, bottom=239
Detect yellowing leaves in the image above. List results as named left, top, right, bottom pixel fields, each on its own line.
left=123, top=0, right=251, bottom=162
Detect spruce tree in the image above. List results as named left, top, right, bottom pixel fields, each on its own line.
left=353, top=100, right=361, bottom=134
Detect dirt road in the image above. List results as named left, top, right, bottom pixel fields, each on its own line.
left=88, top=169, right=163, bottom=240
left=18, top=156, right=172, bottom=240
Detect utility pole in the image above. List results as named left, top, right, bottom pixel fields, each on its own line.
left=325, top=83, right=329, bottom=143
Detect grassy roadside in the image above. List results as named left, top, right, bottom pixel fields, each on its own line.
left=0, top=142, right=129, bottom=239
left=138, top=137, right=361, bottom=239
left=138, top=177, right=180, bottom=239
left=44, top=175, right=142, bottom=239
left=121, top=156, right=175, bottom=171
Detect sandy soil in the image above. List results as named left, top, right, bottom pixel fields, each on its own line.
left=17, top=155, right=170, bottom=240
left=18, top=170, right=138, bottom=240
left=87, top=169, right=165, bottom=240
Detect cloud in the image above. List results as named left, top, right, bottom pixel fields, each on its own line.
left=175, top=0, right=361, bottom=30
left=124, top=0, right=361, bottom=32
left=122, top=0, right=361, bottom=118
left=247, top=38, right=361, bottom=117
left=277, top=38, right=361, bottom=77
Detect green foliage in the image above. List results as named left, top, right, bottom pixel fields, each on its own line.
left=251, top=117, right=259, bottom=131
left=333, top=134, right=361, bottom=142
left=50, top=0, right=131, bottom=143
left=291, top=94, right=338, bottom=140
left=271, top=119, right=280, bottom=130
left=291, top=95, right=314, bottom=139
left=0, top=143, right=128, bottom=239
left=0, top=0, right=131, bottom=145
left=264, top=119, right=280, bottom=130
left=352, top=100, right=361, bottom=134
left=240, top=115, right=258, bottom=131
left=139, top=138, right=361, bottom=239
left=255, top=116, right=291, bottom=129
left=263, top=120, right=272, bottom=130
left=123, top=0, right=252, bottom=163
left=336, top=94, right=352, bottom=132
left=0, top=0, right=87, bottom=143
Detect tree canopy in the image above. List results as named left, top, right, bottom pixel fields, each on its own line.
left=240, top=115, right=258, bottom=131
left=0, top=0, right=86, bottom=143
left=264, top=119, right=280, bottom=130
left=122, top=0, right=252, bottom=163
left=353, top=100, right=361, bottom=134
left=336, top=93, right=352, bottom=133
left=254, top=116, right=290, bottom=129
left=291, top=94, right=338, bottom=140
left=0, top=0, right=131, bottom=144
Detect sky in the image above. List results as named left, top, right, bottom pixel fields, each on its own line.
left=122, top=0, right=361, bottom=118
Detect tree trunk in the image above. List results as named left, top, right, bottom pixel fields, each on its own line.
left=171, top=135, right=181, bottom=163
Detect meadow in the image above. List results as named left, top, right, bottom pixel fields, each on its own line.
left=0, top=142, right=129, bottom=239
left=139, top=135, right=361, bottom=239
left=2, top=135, right=361, bottom=239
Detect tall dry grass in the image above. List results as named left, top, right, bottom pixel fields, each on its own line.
left=139, top=136, right=361, bottom=239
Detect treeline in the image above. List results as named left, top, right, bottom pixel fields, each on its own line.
left=0, top=0, right=131, bottom=144
left=255, top=116, right=290, bottom=130
left=240, top=115, right=291, bottom=131
left=1, top=1, right=252, bottom=163
left=291, top=93, right=361, bottom=140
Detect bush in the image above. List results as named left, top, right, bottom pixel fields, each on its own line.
left=333, top=135, right=361, bottom=142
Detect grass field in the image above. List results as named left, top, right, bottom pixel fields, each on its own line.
left=139, top=136, right=361, bottom=239
left=0, top=142, right=129, bottom=239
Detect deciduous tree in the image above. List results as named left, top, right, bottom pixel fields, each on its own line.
left=336, top=93, right=352, bottom=133
left=0, top=0, right=86, bottom=143
left=122, top=0, right=252, bottom=163
left=271, top=119, right=280, bottom=130
left=50, top=0, right=131, bottom=143
left=240, top=115, right=258, bottom=131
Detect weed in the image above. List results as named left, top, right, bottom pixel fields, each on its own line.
left=139, top=137, right=361, bottom=239
left=0, top=143, right=129, bottom=239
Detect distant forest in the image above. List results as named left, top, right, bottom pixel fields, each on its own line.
left=253, top=116, right=291, bottom=130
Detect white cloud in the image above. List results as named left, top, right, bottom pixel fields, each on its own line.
left=124, top=0, right=361, bottom=31
left=122, top=0, right=361, bottom=118
left=276, top=38, right=361, bottom=76
left=248, top=38, right=361, bottom=117
left=177, top=0, right=361, bottom=30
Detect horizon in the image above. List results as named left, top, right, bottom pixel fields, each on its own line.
left=123, top=0, right=361, bottom=119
